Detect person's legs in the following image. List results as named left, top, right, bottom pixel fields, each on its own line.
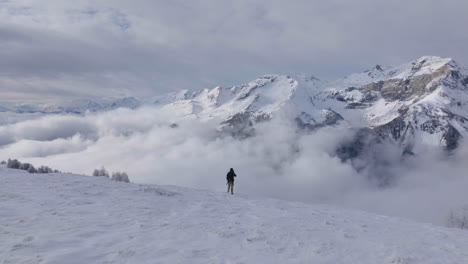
left=230, top=182, right=234, bottom=194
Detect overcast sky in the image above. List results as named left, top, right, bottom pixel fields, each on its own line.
left=1, top=0, right=468, bottom=102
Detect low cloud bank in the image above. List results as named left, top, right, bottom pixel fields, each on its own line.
left=1, top=106, right=467, bottom=225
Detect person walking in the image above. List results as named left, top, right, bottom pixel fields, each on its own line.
left=226, top=168, right=236, bottom=194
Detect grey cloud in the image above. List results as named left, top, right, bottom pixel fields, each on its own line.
left=0, top=114, right=98, bottom=145
left=1, top=0, right=468, bottom=101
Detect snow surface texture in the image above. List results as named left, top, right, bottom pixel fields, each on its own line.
left=1, top=167, right=468, bottom=264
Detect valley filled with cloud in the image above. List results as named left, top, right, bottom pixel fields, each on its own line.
left=1, top=107, right=468, bottom=226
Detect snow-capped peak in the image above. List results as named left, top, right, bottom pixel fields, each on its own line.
left=393, top=56, right=455, bottom=79
left=329, top=56, right=459, bottom=90
left=330, top=64, right=394, bottom=89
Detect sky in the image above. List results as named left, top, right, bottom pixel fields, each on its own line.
left=1, top=0, right=468, bottom=102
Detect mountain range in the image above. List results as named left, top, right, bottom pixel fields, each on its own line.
left=3, top=56, right=468, bottom=156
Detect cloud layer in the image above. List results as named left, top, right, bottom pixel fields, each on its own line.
left=1, top=108, right=468, bottom=226
left=1, top=0, right=468, bottom=101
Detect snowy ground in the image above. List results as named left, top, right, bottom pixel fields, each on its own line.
left=1, top=167, right=468, bottom=264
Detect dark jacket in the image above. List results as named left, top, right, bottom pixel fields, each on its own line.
left=226, top=169, right=236, bottom=182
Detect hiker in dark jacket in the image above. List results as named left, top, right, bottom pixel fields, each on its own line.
left=226, top=168, right=236, bottom=194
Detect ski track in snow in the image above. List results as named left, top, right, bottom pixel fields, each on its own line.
left=1, top=167, right=468, bottom=264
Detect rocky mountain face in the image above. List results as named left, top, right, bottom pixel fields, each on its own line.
left=337, top=56, right=468, bottom=155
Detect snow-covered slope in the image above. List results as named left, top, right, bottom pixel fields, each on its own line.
left=1, top=167, right=468, bottom=263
